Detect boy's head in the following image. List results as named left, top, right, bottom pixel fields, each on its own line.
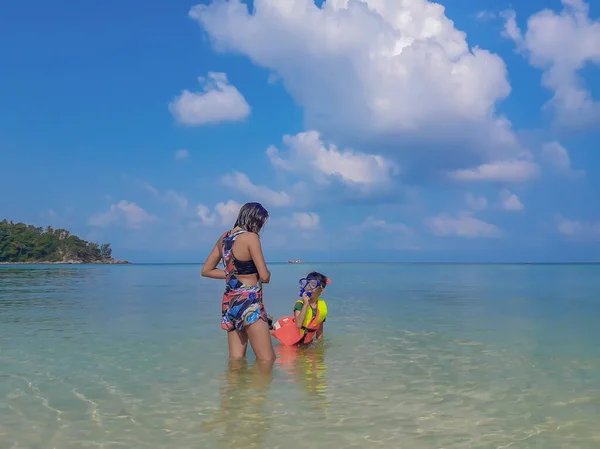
left=302, top=271, right=329, bottom=299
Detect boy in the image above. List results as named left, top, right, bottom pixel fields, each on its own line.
left=293, top=271, right=329, bottom=344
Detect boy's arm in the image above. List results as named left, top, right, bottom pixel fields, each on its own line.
left=316, top=322, right=324, bottom=340
left=294, top=295, right=310, bottom=329
left=294, top=302, right=308, bottom=329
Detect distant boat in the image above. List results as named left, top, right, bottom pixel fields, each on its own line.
left=287, top=259, right=302, bottom=264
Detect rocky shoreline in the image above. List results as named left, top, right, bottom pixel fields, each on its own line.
left=0, top=258, right=130, bottom=265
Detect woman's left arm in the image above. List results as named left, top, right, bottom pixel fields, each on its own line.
left=201, top=239, right=225, bottom=279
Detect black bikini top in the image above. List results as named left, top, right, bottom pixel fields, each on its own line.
left=233, top=256, right=258, bottom=275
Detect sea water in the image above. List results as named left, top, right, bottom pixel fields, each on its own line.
left=1, top=263, right=599, bottom=448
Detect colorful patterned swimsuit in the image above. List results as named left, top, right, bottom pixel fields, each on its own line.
left=220, top=230, right=273, bottom=333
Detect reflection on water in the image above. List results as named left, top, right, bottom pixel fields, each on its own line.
left=0, top=265, right=105, bottom=289
left=276, top=343, right=329, bottom=408
left=199, top=346, right=330, bottom=448
left=0, top=267, right=103, bottom=328
left=201, top=359, right=273, bottom=448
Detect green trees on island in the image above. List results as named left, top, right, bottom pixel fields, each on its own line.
left=0, top=219, right=124, bottom=263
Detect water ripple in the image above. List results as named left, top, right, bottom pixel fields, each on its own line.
left=1, top=264, right=599, bottom=448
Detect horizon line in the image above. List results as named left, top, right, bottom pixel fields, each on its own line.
left=3, top=261, right=600, bottom=266
left=122, top=261, right=600, bottom=265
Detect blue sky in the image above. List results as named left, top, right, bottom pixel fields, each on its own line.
left=1, top=0, right=599, bottom=263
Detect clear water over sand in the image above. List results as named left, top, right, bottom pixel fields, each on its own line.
left=1, top=263, right=599, bottom=448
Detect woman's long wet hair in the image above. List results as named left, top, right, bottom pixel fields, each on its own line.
left=234, top=202, right=269, bottom=234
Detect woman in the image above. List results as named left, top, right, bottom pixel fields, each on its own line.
left=201, top=202, right=276, bottom=363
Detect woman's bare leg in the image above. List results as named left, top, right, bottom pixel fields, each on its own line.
left=227, top=329, right=248, bottom=360
left=246, top=319, right=276, bottom=370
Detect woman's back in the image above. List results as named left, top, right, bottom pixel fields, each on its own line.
left=222, top=229, right=262, bottom=287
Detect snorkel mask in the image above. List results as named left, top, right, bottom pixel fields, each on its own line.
left=298, top=277, right=331, bottom=298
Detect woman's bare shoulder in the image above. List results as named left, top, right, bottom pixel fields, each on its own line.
left=230, top=229, right=254, bottom=240
left=235, top=231, right=260, bottom=249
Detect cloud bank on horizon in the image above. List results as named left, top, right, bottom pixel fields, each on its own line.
left=1, top=0, right=599, bottom=262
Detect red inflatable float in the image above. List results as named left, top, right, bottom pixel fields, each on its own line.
left=271, top=316, right=303, bottom=346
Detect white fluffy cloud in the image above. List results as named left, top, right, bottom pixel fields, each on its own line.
left=169, top=72, right=251, bottom=125
left=541, top=141, right=584, bottom=178
left=347, top=216, right=418, bottom=249
left=197, top=199, right=242, bottom=226
left=89, top=200, right=158, bottom=229
left=475, top=10, right=499, bottom=22
left=465, top=192, right=488, bottom=210
left=266, top=130, right=398, bottom=187
left=499, top=188, right=524, bottom=212
left=144, top=183, right=189, bottom=211
left=352, top=216, right=413, bottom=235
left=449, top=159, right=539, bottom=183
left=190, top=0, right=521, bottom=162
left=502, top=1, right=600, bottom=126
left=221, top=171, right=292, bottom=207
left=290, top=212, right=320, bottom=229
left=425, top=212, right=501, bottom=238
left=555, top=215, right=600, bottom=240
left=174, top=149, right=189, bottom=160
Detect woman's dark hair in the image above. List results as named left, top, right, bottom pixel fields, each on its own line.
left=234, top=202, right=269, bottom=234
left=307, top=271, right=328, bottom=288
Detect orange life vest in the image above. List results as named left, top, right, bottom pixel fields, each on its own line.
left=271, top=299, right=328, bottom=346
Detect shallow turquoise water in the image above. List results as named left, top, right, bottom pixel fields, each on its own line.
left=1, top=263, right=599, bottom=448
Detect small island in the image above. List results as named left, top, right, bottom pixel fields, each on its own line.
left=0, top=219, right=130, bottom=264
